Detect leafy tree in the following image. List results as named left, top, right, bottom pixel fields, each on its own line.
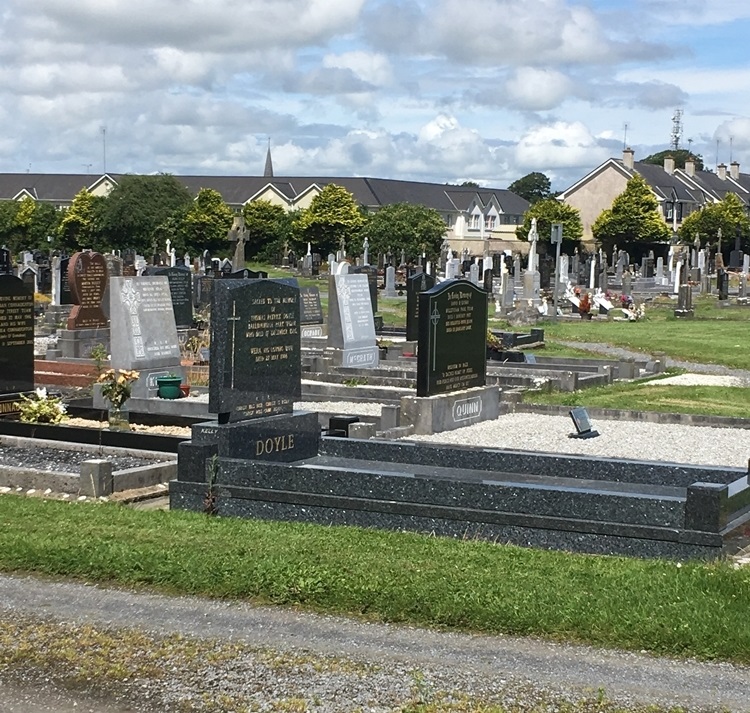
left=98, top=174, right=193, bottom=253
left=179, top=188, right=234, bottom=255
left=515, top=199, right=583, bottom=253
left=57, top=189, right=107, bottom=252
left=294, top=184, right=365, bottom=256
left=678, top=193, right=750, bottom=251
left=508, top=172, right=552, bottom=204
left=1, top=197, right=61, bottom=254
left=592, top=175, right=670, bottom=253
left=242, top=200, right=296, bottom=261
left=641, top=149, right=704, bottom=171
left=359, top=203, right=447, bottom=260
left=459, top=180, right=480, bottom=188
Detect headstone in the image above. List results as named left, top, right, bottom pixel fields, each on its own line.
left=717, top=269, right=729, bottom=300
left=209, top=279, right=301, bottom=423
left=300, top=286, right=325, bottom=338
left=327, top=273, right=379, bottom=368
left=20, top=265, right=37, bottom=294
left=195, top=274, right=213, bottom=307
left=416, top=280, right=487, bottom=397
left=674, top=284, right=694, bottom=318
left=622, top=271, right=632, bottom=296
left=0, top=248, right=12, bottom=276
left=383, top=266, right=397, bottom=297
left=66, top=251, right=109, bottom=330
left=352, top=265, right=378, bottom=314
left=744, top=254, right=750, bottom=275
left=406, top=271, right=435, bottom=341
left=149, top=266, right=194, bottom=328
left=109, top=276, right=183, bottom=399
left=0, top=274, right=34, bottom=393
left=729, top=250, right=743, bottom=270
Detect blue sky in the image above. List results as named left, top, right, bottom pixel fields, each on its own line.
left=1, top=0, right=749, bottom=191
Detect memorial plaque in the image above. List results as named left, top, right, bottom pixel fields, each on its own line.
left=0, top=274, right=34, bottom=393
left=149, top=266, right=193, bottom=328
left=109, top=276, right=182, bottom=370
left=327, top=273, right=379, bottom=368
left=66, top=251, right=108, bottom=329
left=300, top=287, right=324, bottom=324
left=210, top=279, right=301, bottom=423
left=417, top=280, right=487, bottom=397
left=406, top=271, right=435, bottom=341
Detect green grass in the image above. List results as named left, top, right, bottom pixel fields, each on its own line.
left=1, top=495, right=749, bottom=664
left=525, top=380, right=750, bottom=418
left=534, top=297, right=750, bottom=370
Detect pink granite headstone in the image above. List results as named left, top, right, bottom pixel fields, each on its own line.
left=66, top=251, right=109, bottom=330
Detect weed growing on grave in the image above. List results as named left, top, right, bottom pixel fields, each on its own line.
left=90, top=342, right=108, bottom=376
left=343, top=376, right=368, bottom=387
left=204, top=454, right=219, bottom=516
left=97, top=368, right=140, bottom=410
left=17, top=387, right=68, bottom=424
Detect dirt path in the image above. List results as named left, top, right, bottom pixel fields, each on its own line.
left=1, top=573, right=748, bottom=712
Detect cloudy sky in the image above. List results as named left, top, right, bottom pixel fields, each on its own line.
left=1, top=0, right=749, bottom=191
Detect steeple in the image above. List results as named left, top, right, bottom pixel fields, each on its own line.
left=264, top=138, right=274, bottom=177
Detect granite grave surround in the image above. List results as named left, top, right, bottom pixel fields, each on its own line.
left=169, top=435, right=750, bottom=559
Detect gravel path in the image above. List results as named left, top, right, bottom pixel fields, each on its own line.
left=1, top=573, right=749, bottom=713
left=405, top=413, right=750, bottom=468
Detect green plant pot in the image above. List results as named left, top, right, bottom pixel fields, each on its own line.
left=156, top=376, right=182, bottom=399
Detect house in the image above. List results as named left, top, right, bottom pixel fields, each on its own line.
left=0, top=173, right=529, bottom=256
left=557, top=148, right=706, bottom=245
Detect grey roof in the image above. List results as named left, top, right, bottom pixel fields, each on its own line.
left=0, top=173, right=529, bottom=216
left=678, top=169, right=750, bottom=206
left=628, top=162, right=701, bottom=203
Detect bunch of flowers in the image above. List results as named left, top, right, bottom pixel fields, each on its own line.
left=18, top=387, right=67, bottom=424
left=97, top=369, right=140, bottom=410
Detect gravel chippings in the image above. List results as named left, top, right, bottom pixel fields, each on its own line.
left=406, top=413, right=750, bottom=469
left=0, top=444, right=170, bottom=474
left=1, top=573, right=750, bottom=713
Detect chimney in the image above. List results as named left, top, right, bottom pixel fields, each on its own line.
left=717, top=163, right=727, bottom=180
left=663, top=155, right=675, bottom=175
left=622, top=147, right=634, bottom=169
left=730, top=161, right=740, bottom=180
left=684, top=158, right=695, bottom=177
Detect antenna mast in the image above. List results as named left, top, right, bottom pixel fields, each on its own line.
left=623, top=122, right=629, bottom=149
left=670, top=109, right=683, bottom=151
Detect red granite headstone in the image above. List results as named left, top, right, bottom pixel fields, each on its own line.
left=66, top=251, right=109, bottom=330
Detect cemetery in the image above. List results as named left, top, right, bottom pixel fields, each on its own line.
left=0, top=233, right=749, bottom=563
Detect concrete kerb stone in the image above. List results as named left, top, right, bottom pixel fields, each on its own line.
left=0, top=434, right=177, bottom=496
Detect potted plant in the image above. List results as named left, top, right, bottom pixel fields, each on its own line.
left=578, top=292, right=592, bottom=320
left=156, top=373, right=183, bottom=399
left=97, top=368, right=140, bottom=430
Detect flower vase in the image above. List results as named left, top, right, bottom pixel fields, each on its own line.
left=108, top=407, right=130, bottom=432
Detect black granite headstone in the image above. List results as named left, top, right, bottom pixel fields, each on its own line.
left=0, top=274, right=34, bottom=393
left=59, top=257, right=72, bottom=304
left=299, top=286, right=324, bottom=325
left=717, top=269, right=729, bottom=300
left=352, top=266, right=378, bottom=314
left=417, top=280, right=487, bottom=397
left=406, top=271, right=435, bottom=341
left=222, top=268, right=268, bottom=279
left=0, top=248, right=12, bottom=275
left=210, top=279, right=301, bottom=424
left=149, top=266, right=193, bottom=328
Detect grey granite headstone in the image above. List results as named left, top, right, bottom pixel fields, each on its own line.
left=209, top=278, right=301, bottom=423
left=109, top=276, right=183, bottom=398
left=327, top=273, right=379, bottom=368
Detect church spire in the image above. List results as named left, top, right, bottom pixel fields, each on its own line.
left=264, top=138, right=274, bottom=177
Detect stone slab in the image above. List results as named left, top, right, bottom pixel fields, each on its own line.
left=401, top=385, right=501, bottom=435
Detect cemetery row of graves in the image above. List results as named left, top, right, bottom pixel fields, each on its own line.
left=0, top=235, right=749, bottom=562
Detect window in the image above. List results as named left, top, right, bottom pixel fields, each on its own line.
left=484, top=215, right=496, bottom=230
left=469, top=214, right=481, bottom=230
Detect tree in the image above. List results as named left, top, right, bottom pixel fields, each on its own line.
left=294, top=184, right=365, bottom=256
left=179, top=188, right=234, bottom=255
left=98, top=174, right=193, bottom=253
left=508, top=172, right=552, bottom=204
left=678, top=193, right=750, bottom=251
left=57, top=188, right=106, bottom=252
left=515, top=199, right=583, bottom=253
left=592, top=174, right=670, bottom=253
left=242, top=200, right=295, bottom=261
left=359, top=203, right=446, bottom=260
left=641, top=149, right=704, bottom=171
left=1, top=197, right=61, bottom=254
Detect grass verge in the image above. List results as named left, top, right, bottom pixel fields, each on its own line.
left=524, top=381, right=750, bottom=419
left=0, top=495, right=749, bottom=664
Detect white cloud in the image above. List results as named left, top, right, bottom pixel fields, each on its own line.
left=323, top=51, right=393, bottom=88
left=505, top=68, right=574, bottom=111
left=515, top=122, right=610, bottom=169
left=638, top=0, right=750, bottom=26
